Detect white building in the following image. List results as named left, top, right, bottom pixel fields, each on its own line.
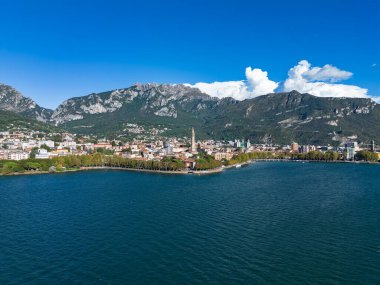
left=9, top=151, right=30, bottom=161
left=22, top=140, right=39, bottom=150
left=346, top=147, right=356, bottom=160
left=0, top=150, right=29, bottom=161
left=345, top=142, right=359, bottom=160
left=35, top=148, right=50, bottom=159
left=58, top=141, right=77, bottom=150
left=38, top=140, right=55, bottom=148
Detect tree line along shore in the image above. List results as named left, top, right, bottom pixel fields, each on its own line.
left=0, top=150, right=378, bottom=176
left=0, top=153, right=222, bottom=175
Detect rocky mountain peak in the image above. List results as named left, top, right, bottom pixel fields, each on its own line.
left=0, top=83, right=35, bottom=111
left=51, top=83, right=215, bottom=123
left=288, top=90, right=302, bottom=96
left=0, top=83, right=52, bottom=122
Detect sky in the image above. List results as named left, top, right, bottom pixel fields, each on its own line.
left=0, top=0, right=379, bottom=109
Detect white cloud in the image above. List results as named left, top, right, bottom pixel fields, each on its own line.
left=283, top=60, right=369, bottom=99
left=186, top=60, right=376, bottom=101
left=186, top=80, right=248, bottom=100
left=245, top=67, right=279, bottom=96
left=304, top=63, right=352, bottom=82
left=186, top=67, right=278, bottom=100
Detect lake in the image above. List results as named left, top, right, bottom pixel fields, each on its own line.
left=0, top=162, right=379, bottom=284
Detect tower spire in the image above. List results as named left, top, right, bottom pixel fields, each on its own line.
left=191, top=127, right=197, bottom=153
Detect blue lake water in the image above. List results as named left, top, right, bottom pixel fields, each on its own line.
left=0, top=162, right=379, bottom=284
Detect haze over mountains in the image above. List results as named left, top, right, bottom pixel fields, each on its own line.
left=0, top=82, right=379, bottom=145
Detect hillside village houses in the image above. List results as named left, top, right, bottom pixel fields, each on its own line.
left=0, top=149, right=29, bottom=160
left=0, top=129, right=379, bottom=161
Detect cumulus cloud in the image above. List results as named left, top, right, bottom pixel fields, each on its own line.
left=304, top=63, right=352, bottom=82
left=283, top=60, right=368, bottom=98
left=245, top=67, right=279, bottom=96
left=186, top=67, right=278, bottom=100
left=186, top=60, right=374, bottom=101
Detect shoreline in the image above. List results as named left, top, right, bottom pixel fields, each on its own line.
left=226, top=158, right=379, bottom=167
left=0, top=159, right=378, bottom=177
left=0, top=165, right=224, bottom=177
left=79, top=166, right=224, bottom=175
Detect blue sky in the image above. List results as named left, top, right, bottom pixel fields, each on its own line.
left=0, top=0, right=379, bottom=108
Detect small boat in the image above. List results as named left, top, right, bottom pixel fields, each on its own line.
left=235, top=164, right=242, bottom=168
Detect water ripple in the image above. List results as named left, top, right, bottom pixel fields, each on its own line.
left=0, top=162, right=380, bottom=284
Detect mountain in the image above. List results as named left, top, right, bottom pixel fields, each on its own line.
left=51, top=84, right=379, bottom=145
left=202, top=90, right=379, bottom=145
left=51, top=83, right=219, bottom=138
left=0, top=82, right=379, bottom=145
left=0, top=83, right=53, bottom=122
left=51, top=83, right=214, bottom=123
left=0, top=109, right=60, bottom=133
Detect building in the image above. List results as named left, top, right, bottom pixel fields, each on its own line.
left=0, top=150, right=7, bottom=160
left=346, top=147, right=356, bottom=160
left=0, top=150, right=29, bottom=161
left=35, top=148, right=50, bottom=159
left=22, top=140, right=39, bottom=150
left=9, top=151, right=29, bottom=161
left=163, top=141, right=174, bottom=155
left=38, top=140, right=55, bottom=148
left=93, top=142, right=112, bottom=150
left=345, top=142, right=359, bottom=150
left=345, top=141, right=359, bottom=160
left=184, top=158, right=196, bottom=169
left=59, top=140, right=77, bottom=150
left=291, top=142, right=299, bottom=153
left=300, top=145, right=310, bottom=153
left=51, top=149, right=69, bottom=157
left=213, top=152, right=234, bottom=161
left=234, top=139, right=250, bottom=149
left=371, top=140, right=375, bottom=152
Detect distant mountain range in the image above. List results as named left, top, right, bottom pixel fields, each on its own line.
left=0, top=83, right=379, bottom=145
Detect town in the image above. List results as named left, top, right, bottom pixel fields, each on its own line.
left=0, top=126, right=379, bottom=168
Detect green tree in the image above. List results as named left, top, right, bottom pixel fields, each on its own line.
left=356, top=150, right=378, bottom=162
left=30, top=147, right=39, bottom=158
left=24, top=161, right=41, bottom=170
left=40, top=144, right=51, bottom=151
left=2, top=161, right=24, bottom=174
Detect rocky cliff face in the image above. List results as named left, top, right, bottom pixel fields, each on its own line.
left=0, top=84, right=52, bottom=122
left=51, top=83, right=215, bottom=124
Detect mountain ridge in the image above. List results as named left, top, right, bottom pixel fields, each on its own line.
left=0, top=82, right=378, bottom=145
left=0, top=83, right=53, bottom=122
